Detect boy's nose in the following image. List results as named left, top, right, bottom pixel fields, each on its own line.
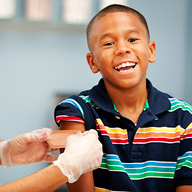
left=115, top=45, right=131, bottom=55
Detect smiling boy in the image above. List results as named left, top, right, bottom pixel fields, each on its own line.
left=55, top=4, right=192, bottom=192
left=86, top=7, right=155, bottom=125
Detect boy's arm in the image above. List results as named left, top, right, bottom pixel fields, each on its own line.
left=60, top=121, right=95, bottom=192
left=176, top=185, right=192, bottom=192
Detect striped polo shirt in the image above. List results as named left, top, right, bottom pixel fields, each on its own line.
left=55, top=78, right=192, bottom=192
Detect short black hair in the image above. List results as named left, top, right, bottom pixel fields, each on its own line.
left=86, top=4, right=150, bottom=50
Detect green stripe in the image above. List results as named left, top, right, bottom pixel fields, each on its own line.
left=101, top=163, right=126, bottom=172
left=80, top=95, right=99, bottom=109
left=170, top=104, right=192, bottom=113
left=125, top=167, right=175, bottom=174
left=101, top=163, right=175, bottom=179
left=169, top=99, right=192, bottom=114
left=129, top=171, right=174, bottom=179
left=176, top=156, right=192, bottom=170
left=101, top=157, right=175, bottom=180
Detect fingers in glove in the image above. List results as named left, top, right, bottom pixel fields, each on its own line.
left=45, top=154, right=58, bottom=162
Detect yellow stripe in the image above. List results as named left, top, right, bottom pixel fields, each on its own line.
left=96, top=119, right=127, bottom=134
left=95, top=187, right=111, bottom=192
left=95, top=187, right=123, bottom=192
left=105, top=127, right=127, bottom=134
left=137, top=126, right=184, bottom=134
left=187, top=123, right=192, bottom=129
left=182, top=123, right=192, bottom=135
left=96, top=119, right=103, bottom=124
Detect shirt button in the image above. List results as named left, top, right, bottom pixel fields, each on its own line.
left=115, top=116, right=120, bottom=119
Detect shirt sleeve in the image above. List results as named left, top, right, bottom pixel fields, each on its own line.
left=175, top=115, right=192, bottom=186
left=54, top=98, right=85, bottom=127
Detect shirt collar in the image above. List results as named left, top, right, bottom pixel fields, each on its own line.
left=89, top=79, right=115, bottom=113
left=147, top=79, right=171, bottom=115
left=89, top=78, right=171, bottom=116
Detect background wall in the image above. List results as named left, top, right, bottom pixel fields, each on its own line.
left=0, top=0, right=191, bottom=190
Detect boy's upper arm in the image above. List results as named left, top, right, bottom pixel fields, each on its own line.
left=176, top=185, right=192, bottom=192
left=60, top=121, right=95, bottom=192
left=55, top=98, right=95, bottom=191
left=60, top=121, right=85, bottom=132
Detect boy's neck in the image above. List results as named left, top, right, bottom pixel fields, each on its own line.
left=105, top=80, right=148, bottom=124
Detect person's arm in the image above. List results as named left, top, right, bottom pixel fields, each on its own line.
left=0, top=128, right=57, bottom=168
left=60, top=121, right=95, bottom=192
left=0, top=164, right=68, bottom=192
left=176, top=185, right=192, bottom=192
left=0, top=140, right=3, bottom=165
left=0, top=129, right=102, bottom=192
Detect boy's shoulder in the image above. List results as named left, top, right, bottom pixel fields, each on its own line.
left=168, top=97, right=192, bottom=113
left=147, top=80, right=192, bottom=115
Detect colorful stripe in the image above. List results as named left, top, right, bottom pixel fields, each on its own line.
left=55, top=115, right=84, bottom=124
left=133, top=126, right=184, bottom=144
left=176, top=151, right=192, bottom=170
left=96, top=119, right=128, bottom=144
left=60, top=98, right=85, bottom=119
left=100, top=154, right=176, bottom=180
left=80, top=95, right=99, bottom=109
left=181, top=123, right=192, bottom=140
left=169, top=98, right=192, bottom=114
left=95, top=187, right=118, bottom=192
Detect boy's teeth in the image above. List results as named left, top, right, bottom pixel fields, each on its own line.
left=115, top=62, right=135, bottom=70
left=122, top=63, right=126, bottom=67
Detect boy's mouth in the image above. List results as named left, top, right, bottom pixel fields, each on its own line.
left=114, top=62, right=137, bottom=72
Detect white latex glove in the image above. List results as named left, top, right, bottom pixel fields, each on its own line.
left=0, top=128, right=58, bottom=168
left=53, top=129, right=103, bottom=183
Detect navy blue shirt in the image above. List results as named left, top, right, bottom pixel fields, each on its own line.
left=55, top=79, right=192, bottom=192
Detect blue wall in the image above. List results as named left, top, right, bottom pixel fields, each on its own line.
left=0, top=0, right=191, bottom=186
left=130, top=0, right=189, bottom=101
left=184, top=0, right=192, bottom=103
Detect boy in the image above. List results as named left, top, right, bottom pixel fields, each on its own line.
left=55, top=4, right=192, bottom=192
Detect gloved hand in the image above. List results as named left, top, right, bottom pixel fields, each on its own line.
left=0, top=128, right=58, bottom=168
left=53, top=129, right=103, bottom=183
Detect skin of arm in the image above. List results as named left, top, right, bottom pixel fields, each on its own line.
left=0, top=139, right=3, bottom=165
left=0, top=164, right=68, bottom=192
left=176, top=186, right=192, bottom=192
left=60, top=121, right=95, bottom=192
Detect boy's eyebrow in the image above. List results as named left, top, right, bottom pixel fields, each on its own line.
left=99, top=29, right=140, bottom=41
left=99, top=33, right=114, bottom=41
left=127, top=29, right=140, bottom=35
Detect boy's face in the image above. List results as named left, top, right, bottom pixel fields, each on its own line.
left=86, top=12, right=156, bottom=91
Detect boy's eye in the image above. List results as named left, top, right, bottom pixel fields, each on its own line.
left=103, top=42, right=114, bottom=46
left=128, top=38, right=138, bottom=43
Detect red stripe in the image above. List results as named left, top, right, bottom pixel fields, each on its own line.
left=99, top=129, right=128, bottom=144
left=134, top=137, right=180, bottom=143
left=181, top=133, right=192, bottom=139
left=111, top=138, right=128, bottom=144
left=100, top=129, right=108, bottom=134
left=56, top=116, right=84, bottom=123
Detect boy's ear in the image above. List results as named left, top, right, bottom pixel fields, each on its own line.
left=148, top=40, right=156, bottom=63
left=86, top=53, right=99, bottom=73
